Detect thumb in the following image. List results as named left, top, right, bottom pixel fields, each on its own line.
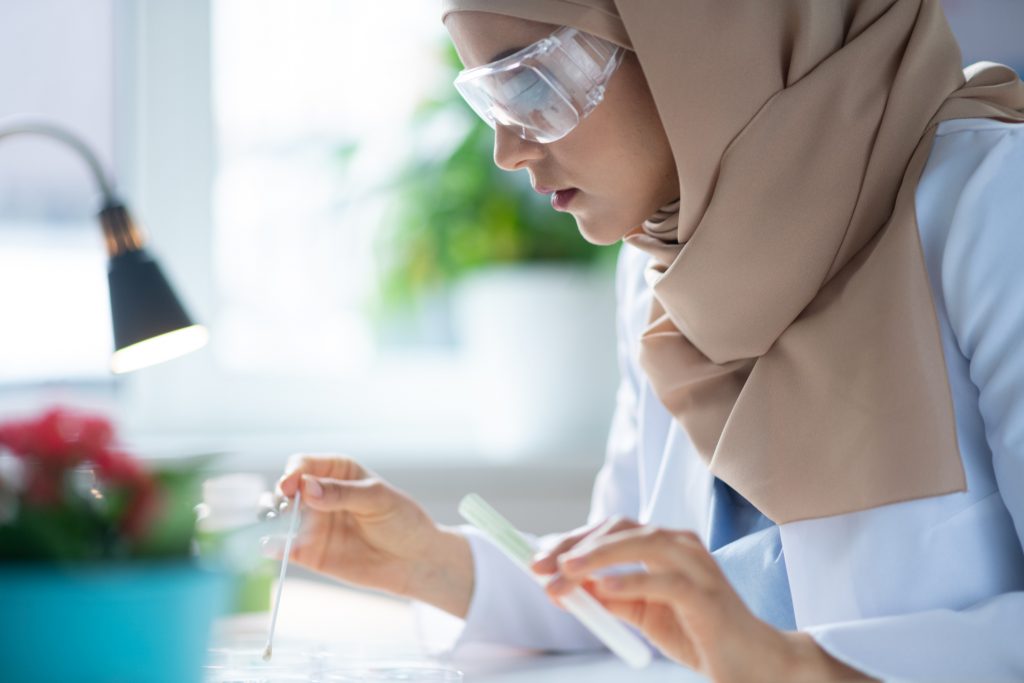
left=300, top=474, right=390, bottom=516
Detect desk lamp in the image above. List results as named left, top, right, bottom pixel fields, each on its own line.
left=0, top=118, right=208, bottom=373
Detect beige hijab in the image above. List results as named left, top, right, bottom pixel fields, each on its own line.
left=442, top=0, right=1024, bottom=523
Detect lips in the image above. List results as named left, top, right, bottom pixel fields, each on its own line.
left=532, top=181, right=579, bottom=211
left=551, top=188, right=579, bottom=211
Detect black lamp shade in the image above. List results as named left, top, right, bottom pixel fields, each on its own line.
left=108, top=249, right=195, bottom=350
left=106, top=248, right=207, bottom=374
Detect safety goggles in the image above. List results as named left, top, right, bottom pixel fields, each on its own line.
left=453, top=26, right=625, bottom=144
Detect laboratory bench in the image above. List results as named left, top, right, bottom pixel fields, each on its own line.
left=211, top=574, right=705, bottom=682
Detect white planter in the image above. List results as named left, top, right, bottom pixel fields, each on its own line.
left=452, top=262, right=618, bottom=461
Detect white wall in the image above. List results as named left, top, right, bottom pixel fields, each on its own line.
left=0, top=0, right=116, bottom=218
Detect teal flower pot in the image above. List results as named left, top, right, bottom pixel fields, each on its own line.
left=0, top=561, right=228, bottom=683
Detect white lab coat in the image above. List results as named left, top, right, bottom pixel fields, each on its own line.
left=418, top=118, right=1024, bottom=682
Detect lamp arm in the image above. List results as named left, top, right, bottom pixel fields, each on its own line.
left=0, top=117, right=145, bottom=256
left=0, top=118, right=117, bottom=203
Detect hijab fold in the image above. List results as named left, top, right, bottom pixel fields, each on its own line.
left=442, top=0, right=1024, bottom=523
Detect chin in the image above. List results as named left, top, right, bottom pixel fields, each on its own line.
left=574, top=215, right=627, bottom=246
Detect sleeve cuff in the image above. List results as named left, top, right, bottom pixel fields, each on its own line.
left=804, top=595, right=1024, bottom=683
left=414, top=525, right=604, bottom=654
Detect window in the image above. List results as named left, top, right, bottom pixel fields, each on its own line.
left=0, top=0, right=117, bottom=385
left=0, top=224, right=112, bottom=383
left=107, top=0, right=482, bottom=459
left=210, top=0, right=446, bottom=378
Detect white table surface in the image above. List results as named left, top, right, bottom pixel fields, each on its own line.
left=211, top=575, right=708, bottom=682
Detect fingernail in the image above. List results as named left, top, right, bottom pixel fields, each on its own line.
left=302, top=475, right=323, bottom=499
left=547, top=576, right=569, bottom=594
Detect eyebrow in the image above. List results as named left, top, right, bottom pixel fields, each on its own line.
left=488, top=46, right=526, bottom=63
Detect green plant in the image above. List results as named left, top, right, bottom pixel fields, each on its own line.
left=372, top=42, right=617, bottom=314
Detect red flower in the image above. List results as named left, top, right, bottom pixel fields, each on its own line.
left=24, top=461, right=64, bottom=505
left=0, top=418, right=35, bottom=456
left=92, top=447, right=142, bottom=484
left=0, top=407, right=115, bottom=464
left=0, top=406, right=157, bottom=538
left=121, top=476, right=158, bottom=538
left=93, top=447, right=158, bottom=538
left=70, top=414, right=115, bottom=455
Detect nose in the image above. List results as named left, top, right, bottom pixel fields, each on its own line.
left=493, top=124, right=545, bottom=171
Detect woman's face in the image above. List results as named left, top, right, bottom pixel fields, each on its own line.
left=445, top=12, right=679, bottom=245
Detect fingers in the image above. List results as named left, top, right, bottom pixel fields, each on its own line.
left=531, top=516, right=641, bottom=575
left=300, top=474, right=391, bottom=516
left=595, top=595, right=648, bottom=628
left=531, top=521, right=603, bottom=575
left=260, top=511, right=322, bottom=568
left=595, top=571, right=697, bottom=605
left=277, top=454, right=368, bottom=497
left=558, top=527, right=709, bottom=581
left=597, top=597, right=701, bottom=670
left=593, top=569, right=766, bottom=672
left=546, top=527, right=734, bottom=631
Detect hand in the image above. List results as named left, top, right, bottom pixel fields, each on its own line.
left=533, top=518, right=875, bottom=683
left=275, top=455, right=473, bottom=617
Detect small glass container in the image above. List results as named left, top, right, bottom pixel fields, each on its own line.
left=196, top=473, right=276, bottom=613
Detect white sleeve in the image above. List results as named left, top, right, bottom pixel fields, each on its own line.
left=805, top=128, right=1024, bottom=682
left=588, top=244, right=645, bottom=525
left=415, top=526, right=605, bottom=653
left=415, top=245, right=645, bottom=653
left=806, top=596, right=1024, bottom=682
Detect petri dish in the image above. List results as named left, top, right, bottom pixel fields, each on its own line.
left=324, top=667, right=463, bottom=682
left=207, top=646, right=321, bottom=670
left=205, top=672, right=315, bottom=683
left=205, top=666, right=462, bottom=683
left=205, top=642, right=334, bottom=682
left=205, top=636, right=460, bottom=682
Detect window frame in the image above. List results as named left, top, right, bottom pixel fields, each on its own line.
left=112, top=0, right=483, bottom=460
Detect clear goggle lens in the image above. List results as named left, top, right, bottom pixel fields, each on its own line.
left=454, top=26, right=623, bottom=144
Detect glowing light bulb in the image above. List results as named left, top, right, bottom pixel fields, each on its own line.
left=110, top=324, right=209, bottom=374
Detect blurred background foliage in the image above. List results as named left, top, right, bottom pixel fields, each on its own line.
left=369, top=42, right=618, bottom=318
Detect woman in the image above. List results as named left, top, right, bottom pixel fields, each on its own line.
left=277, top=1, right=1024, bottom=680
